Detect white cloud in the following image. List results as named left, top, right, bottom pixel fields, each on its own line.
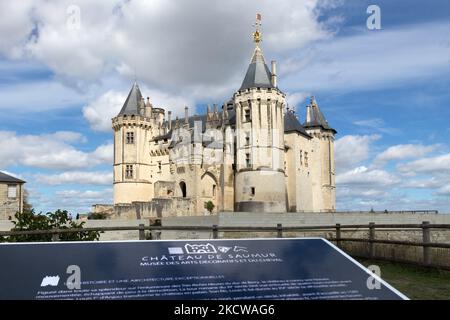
left=402, top=177, right=445, bottom=189
left=82, top=87, right=195, bottom=132
left=0, top=1, right=35, bottom=58
left=0, top=131, right=112, bottom=170
left=281, top=21, right=450, bottom=92
left=55, top=189, right=112, bottom=201
left=36, top=171, right=112, bottom=185
left=82, top=90, right=125, bottom=132
left=336, top=166, right=400, bottom=187
left=374, top=144, right=439, bottom=165
left=397, top=153, right=450, bottom=175
left=436, top=185, right=450, bottom=196
left=286, top=91, right=309, bottom=111
left=0, top=79, right=87, bottom=112
left=0, top=0, right=337, bottom=98
left=49, top=188, right=113, bottom=213
left=353, top=118, right=401, bottom=135
left=334, top=134, right=380, bottom=172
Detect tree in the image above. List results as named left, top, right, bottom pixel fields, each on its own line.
left=22, top=188, right=33, bottom=213
left=0, top=209, right=100, bottom=243
left=204, top=201, right=215, bottom=214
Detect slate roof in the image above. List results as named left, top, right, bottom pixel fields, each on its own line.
left=303, top=97, right=336, bottom=133
left=0, top=172, right=25, bottom=183
left=284, top=111, right=311, bottom=138
left=154, top=108, right=311, bottom=144
left=118, top=82, right=143, bottom=116
left=240, top=46, right=274, bottom=91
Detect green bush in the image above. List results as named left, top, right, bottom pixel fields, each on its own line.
left=0, top=209, right=100, bottom=243
left=204, top=201, right=215, bottom=214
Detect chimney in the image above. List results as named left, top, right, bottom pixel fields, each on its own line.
left=206, top=104, right=211, bottom=120
left=271, top=60, right=277, bottom=87
left=222, top=103, right=227, bottom=120
left=306, top=104, right=312, bottom=123
left=184, top=106, right=189, bottom=125
left=168, top=111, right=172, bottom=130
left=213, top=104, right=218, bottom=120
left=140, top=97, right=146, bottom=115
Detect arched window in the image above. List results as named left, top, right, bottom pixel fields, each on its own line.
left=179, top=181, right=187, bottom=198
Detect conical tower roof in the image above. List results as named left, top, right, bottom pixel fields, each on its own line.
left=240, top=45, right=274, bottom=91
left=118, top=82, right=143, bottom=116
left=303, top=96, right=336, bottom=133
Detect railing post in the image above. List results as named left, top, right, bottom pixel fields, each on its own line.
left=335, top=223, right=341, bottom=248
left=52, top=230, right=59, bottom=242
left=369, top=222, right=375, bottom=259
left=422, top=221, right=431, bottom=266
left=277, top=224, right=283, bottom=238
left=212, top=225, right=219, bottom=239
left=139, top=223, right=145, bottom=240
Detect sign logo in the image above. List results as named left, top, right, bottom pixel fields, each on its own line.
left=40, top=276, right=60, bottom=287
left=185, top=243, right=217, bottom=254
left=233, top=246, right=248, bottom=252
left=217, top=246, right=232, bottom=253
left=168, top=247, right=184, bottom=255
left=165, top=243, right=250, bottom=255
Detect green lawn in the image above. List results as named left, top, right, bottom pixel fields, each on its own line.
left=358, top=258, right=450, bottom=300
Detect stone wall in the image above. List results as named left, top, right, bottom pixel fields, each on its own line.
left=112, top=197, right=199, bottom=219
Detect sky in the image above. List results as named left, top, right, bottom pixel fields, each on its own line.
left=0, top=0, right=449, bottom=215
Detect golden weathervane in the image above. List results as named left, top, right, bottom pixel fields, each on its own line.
left=253, top=13, right=262, bottom=45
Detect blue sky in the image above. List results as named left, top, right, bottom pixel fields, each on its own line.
left=0, top=0, right=449, bottom=214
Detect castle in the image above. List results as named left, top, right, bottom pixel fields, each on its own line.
left=110, top=18, right=336, bottom=218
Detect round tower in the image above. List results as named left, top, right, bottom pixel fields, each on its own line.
left=234, top=14, right=287, bottom=212
left=112, top=82, right=154, bottom=205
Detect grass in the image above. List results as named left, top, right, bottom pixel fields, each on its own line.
left=358, top=258, right=450, bottom=300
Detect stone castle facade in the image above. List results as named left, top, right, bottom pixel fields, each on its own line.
left=111, top=23, right=336, bottom=218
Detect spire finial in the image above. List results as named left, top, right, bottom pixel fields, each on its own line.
left=253, top=13, right=262, bottom=45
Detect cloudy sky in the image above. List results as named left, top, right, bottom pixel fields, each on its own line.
left=1, top=0, right=450, bottom=214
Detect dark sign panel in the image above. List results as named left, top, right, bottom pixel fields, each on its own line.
left=0, top=238, right=407, bottom=300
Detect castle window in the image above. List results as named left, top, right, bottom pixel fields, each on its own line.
left=245, top=133, right=250, bottom=146
left=7, top=185, right=17, bottom=198
left=250, top=187, right=255, bottom=196
left=244, top=109, right=251, bottom=122
left=180, top=181, right=187, bottom=198
left=158, top=161, right=162, bottom=172
left=212, top=185, right=216, bottom=197
left=245, top=153, right=251, bottom=168
left=305, top=152, right=309, bottom=168
left=126, top=132, right=134, bottom=144
left=125, top=165, right=134, bottom=179
left=300, top=150, right=303, bottom=166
